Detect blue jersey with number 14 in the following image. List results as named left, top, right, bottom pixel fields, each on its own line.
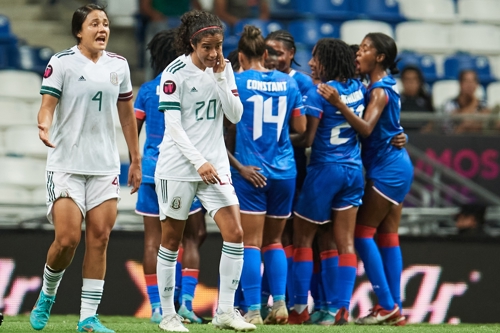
left=234, top=69, right=304, bottom=179
left=303, top=79, right=365, bottom=167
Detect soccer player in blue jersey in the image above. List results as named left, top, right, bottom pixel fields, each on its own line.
left=227, top=25, right=306, bottom=325
left=289, top=38, right=365, bottom=326
left=318, top=33, right=412, bottom=326
left=134, top=29, right=207, bottom=325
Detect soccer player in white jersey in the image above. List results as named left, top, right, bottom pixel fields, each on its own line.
left=154, top=10, right=255, bottom=332
left=29, top=4, right=141, bottom=333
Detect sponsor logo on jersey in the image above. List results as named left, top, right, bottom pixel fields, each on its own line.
left=110, top=72, right=119, bottom=86
left=43, top=65, right=53, bottom=79
left=163, top=80, right=176, bottom=95
left=78, top=76, right=86, bottom=81
left=190, top=87, right=198, bottom=92
left=171, top=196, right=181, bottom=210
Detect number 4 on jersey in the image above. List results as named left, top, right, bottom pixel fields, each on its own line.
left=248, top=95, right=287, bottom=142
left=92, top=91, right=102, bottom=111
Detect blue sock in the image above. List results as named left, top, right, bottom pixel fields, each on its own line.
left=285, top=245, right=294, bottom=309
left=234, top=281, right=243, bottom=308
left=241, top=247, right=262, bottom=311
left=145, top=274, right=160, bottom=308
left=263, top=243, right=287, bottom=302
left=320, top=250, right=338, bottom=313
left=379, top=233, right=403, bottom=311
left=175, top=248, right=183, bottom=305
left=181, top=269, right=199, bottom=311
left=334, top=253, right=357, bottom=310
left=355, top=225, right=395, bottom=311
left=293, top=247, right=313, bottom=313
left=261, top=266, right=270, bottom=306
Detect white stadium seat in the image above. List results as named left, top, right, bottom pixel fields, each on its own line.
left=340, top=20, right=394, bottom=45
left=0, top=185, right=32, bottom=205
left=106, top=0, right=138, bottom=27
left=432, top=80, right=485, bottom=110
left=4, top=125, right=48, bottom=158
left=118, top=191, right=138, bottom=211
left=398, top=0, right=456, bottom=23
left=396, top=22, right=452, bottom=54
left=0, top=99, right=36, bottom=128
left=486, top=82, right=500, bottom=108
left=0, top=70, right=41, bottom=102
left=451, top=24, right=500, bottom=55
left=458, top=0, right=500, bottom=25
left=0, top=156, right=46, bottom=189
left=31, top=186, right=47, bottom=206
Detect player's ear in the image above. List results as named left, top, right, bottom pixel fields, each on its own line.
left=190, top=40, right=196, bottom=53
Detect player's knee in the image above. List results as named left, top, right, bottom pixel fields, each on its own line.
left=54, top=234, right=80, bottom=252
left=197, top=227, right=207, bottom=244
left=161, top=238, right=182, bottom=251
left=223, top=225, right=243, bottom=243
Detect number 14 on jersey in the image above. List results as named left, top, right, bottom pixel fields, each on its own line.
left=247, top=95, right=287, bottom=142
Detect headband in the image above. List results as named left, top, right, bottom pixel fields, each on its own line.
left=191, top=26, right=222, bottom=40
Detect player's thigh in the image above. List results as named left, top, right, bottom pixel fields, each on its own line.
left=85, top=174, right=120, bottom=220
left=184, top=198, right=206, bottom=243
left=331, top=206, right=358, bottom=254
left=356, top=181, right=393, bottom=229
left=378, top=203, right=403, bottom=234
left=196, top=174, right=239, bottom=220
left=46, top=171, right=85, bottom=225
left=155, top=178, right=197, bottom=222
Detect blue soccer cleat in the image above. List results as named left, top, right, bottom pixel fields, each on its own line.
left=77, top=315, right=115, bottom=333
left=30, top=291, right=55, bottom=330
left=151, top=303, right=163, bottom=324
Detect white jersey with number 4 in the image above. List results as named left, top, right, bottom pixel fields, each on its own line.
left=41, top=45, right=133, bottom=175
left=156, top=54, right=243, bottom=181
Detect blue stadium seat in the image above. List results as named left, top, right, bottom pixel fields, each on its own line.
left=398, top=51, right=438, bottom=83
left=298, top=0, right=355, bottom=20
left=354, top=0, right=405, bottom=23
left=291, top=46, right=312, bottom=73
left=288, top=20, right=340, bottom=47
left=444, top=53, right=495, bottom=84
left=269, top=0, right=301, bottom=18
left=234, top=19, right=284, bottom=37
left=223, top=35, right=239, bottom=57
left=18, top=46, right=54, bottom=76
left=0, top=15, right=11, bottom=35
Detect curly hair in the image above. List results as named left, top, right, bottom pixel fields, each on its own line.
left=313, top=38, right=355, bottom=82
left=175, top=10, right=224, bottom=55
left=147, top=29, right=178, bottom=77
left=365, top=32, right=399, bottom=75
left=238, top=25, right=266, bottom=60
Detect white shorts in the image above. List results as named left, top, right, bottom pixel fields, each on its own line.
left=155, top=174, right=239, bottom=221
left=45, top=171, right=120, bottom=223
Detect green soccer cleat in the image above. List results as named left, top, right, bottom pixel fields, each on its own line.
left=77, top=315, right=115, bottom=333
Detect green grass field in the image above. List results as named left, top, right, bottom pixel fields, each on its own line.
left=1, top=316, right=500, bottom=332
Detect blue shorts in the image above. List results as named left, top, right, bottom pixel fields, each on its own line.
left=232, top=173, right=295, bottom=218
left=136, top=183, right=202, bottom=217
left=294, top=163, right=364, bottom=224
left=365, top=149, right=414, bottom=205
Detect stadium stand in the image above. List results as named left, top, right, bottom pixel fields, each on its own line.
left=0, top=70, right=41, bottom=102
left=443, top=53, right=495, bottom=84
left=301, top=0, right=355, bottom=20
left=233, top=19, right=284, bottom=37
left=451, top=23, right=500, bottom=55
left=18, top=45, right=54, bottom=76
left=0, top=99, right=35, bottom=128
left=432, top=79, right=485, bottom=110
left=354, top=0, right=405, bottom=23
left=457, top=0, right=500, bottom=24
left=397, top=51, right=439, bottom=83
left=397, top=0, right=456, bottom=22
left=106, top=0, right=139, bottom=28
left=0, top=185, right=32, bottom=205
left=0, top=156, right=45, bottom=189
left=396, top=22, right=451, bottom=54
left=486, top=82, right=500, bottom=108
left=288, top=20, right=339, bottom=47
left=4, top=125, right=48, bottom=159
left=340, top=19, right=393, bottom=45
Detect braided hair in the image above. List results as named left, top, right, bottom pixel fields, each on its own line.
left=365, top=32, right=399, bottom=75
left=147, top=29, right=178, bottom=77
left=176, top=10, right=224, bottom=56
left=313, top=38, right=355, bottom=82
left=265, top=29, right=300, bottom=66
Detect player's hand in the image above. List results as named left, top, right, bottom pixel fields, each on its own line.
left=198, top=162, right=221, bottom=185
left=391, top=132, right=407, bottom=149
left=128, top=161, right=142, bottom=194
left=213, top=50, right=226, bottom=74
left=317, top=83, right=342, bottom=108
left=38, top=123, right=55, bottom=148
left=239, top=165, right=267, bottom=188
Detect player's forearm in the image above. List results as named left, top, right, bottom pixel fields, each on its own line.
left=227, top=150, right=243, bottom=171
left=215, top=72, right=243, bottom=123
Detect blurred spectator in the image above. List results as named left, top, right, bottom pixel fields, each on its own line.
left=454, top=204, right=487, bottom=237
left=400, top=65, right=434, bottom=131
left=264, top=45, right=278, bottom=70
left=443, top=69, right=490, bottom=134
left=214, top=0, right=269, bottom=27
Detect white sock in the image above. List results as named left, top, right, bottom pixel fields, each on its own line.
left=80, top=278, right=104, bottom=322
left=218, top=241, right=243, bottom=313
left=42, top=264, right=65, bottom=297
left=157, top=246, right=178, bottom=317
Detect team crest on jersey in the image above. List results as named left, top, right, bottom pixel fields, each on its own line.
left=171, top=196, right=181, bottom=210
left=43, top=65, right=53, bottom=78
left=163, top=80, right=176, bottom=95
left=110, top=72, right=119, bottom=86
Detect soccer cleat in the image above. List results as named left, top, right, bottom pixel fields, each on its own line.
left=263, top=300, right=288, bottom=325
left=243, top=309, right=263, bottom=325
left=355, top=304, right=400, bottom=325
left=151, top=306, right=163, bottom=324
left=334, top=307, right=349, bottom=325
left=260, top=305, right=270, bottom=322
left=318, top=311, right=336, bottom=326
left=212, top=309, right=257, bottom=331
left=77, top=315, right=115, bottom=333
left=388, top=314, right=407, bottom=326
left=288, top=309, right=310, bottom=325
left=159, top=314, right=189, bottom=332
left=308, top=310, right=327, bottom=324
left=30, top=291, right=55, bottom=330
left=178, top=304, right=203, bottom=324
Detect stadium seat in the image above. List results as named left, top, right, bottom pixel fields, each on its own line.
left=115, top=125, right=146, bottom=162
left=0, top=15, right=11, bottom=35
left=443, top=53, right=495, bottom=84
left=486, top=82, right=500, bottom=108
left=288, top=20, right=340, bottom=47
left=354, top=0, right=405, bottom=23
left=298, top=0, right=355, bottom=20
left=398, top=51, right=439, bottom=83
left=458, top=0, right=500, bottom=24
left=340, top=20, right=393, bottom=46
left=4, top=125, right=48, bottom=159
left=0, top=156, right=46, bottom=189
left=118, top=191, right=138, bottom=211
left=106, top=0, right=138, bottom=27
left=396, top=22, right=452, bottom=54
left=0, top=99, right=35, bottom=128
left=223, top=35, right=239, bottom=56
left=398, top=0, right=456, bottom=22
left=269, top=0, right=301, bottom=18
left=233, top=19, right=284, bottom=37
left=18, top=45, right=54, bottom=76
left=432, top=80, right=485, bottom=110
left=0, top=70, right=41, bottom=102
left=0, top=185, right=32, bottom=205
left=451, top=24, right=500, bottom=55
left=31, top=186, right=47, bottom=206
